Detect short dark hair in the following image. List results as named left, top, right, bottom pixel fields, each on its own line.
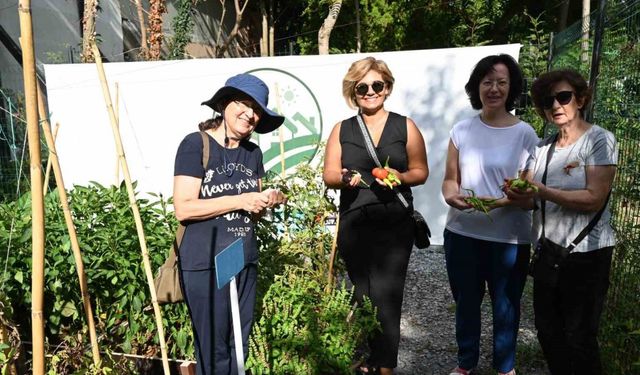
left=530, top=69, right=592, bottom=119
left=464, top=54, right=523, bottom=111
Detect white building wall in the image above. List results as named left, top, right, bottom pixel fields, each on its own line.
left=0, top=0, right=123, bottom=93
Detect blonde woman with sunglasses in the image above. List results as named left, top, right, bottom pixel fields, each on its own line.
left=323, top=57, right=429, bottom=375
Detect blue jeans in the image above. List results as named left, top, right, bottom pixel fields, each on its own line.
left=444, top=229, right=530, bottom=372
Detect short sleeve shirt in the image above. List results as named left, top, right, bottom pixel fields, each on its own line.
left=527, top=125, right=617, bottom=252
left=445, top=116, right=540, bottom=244
left=174, top=132, right=264, bottom=270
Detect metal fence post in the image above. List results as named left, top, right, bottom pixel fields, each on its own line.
left=587, top=0, right=608, bottom=122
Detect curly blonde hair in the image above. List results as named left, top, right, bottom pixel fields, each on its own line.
left=342, top=57, right=395, bottom=109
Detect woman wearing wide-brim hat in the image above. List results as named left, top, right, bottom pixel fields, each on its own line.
left=173, top=73, right=286, bottom=375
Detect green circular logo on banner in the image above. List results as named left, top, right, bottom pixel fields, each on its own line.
left=246, top=68, right=323, bottom=175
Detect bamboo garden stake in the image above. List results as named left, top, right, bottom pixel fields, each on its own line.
left=36, top=85, right=102, bottom=366
left=18, top=1, right=46, bottom=374
left=271, top=83, right=290, bottom=237
left=273, top=82, right=286, bottom=178
left=114, top=82, right=120, bottom=184
left=42, top=122, right=59, bottom=193
left=91, top=42, right=171, bottom=375
left=326, top=214, right=340, bottom=291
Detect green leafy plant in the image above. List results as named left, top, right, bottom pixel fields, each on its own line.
left=247, top=163, right=380, bottom=374
left=0, top=183, right=194, bottom=366
left=168, top=0, right=196, bottom=59
left=518, top=10, right=550, bottom=136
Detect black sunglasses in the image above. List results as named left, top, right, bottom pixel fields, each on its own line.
left=542, top=91, right=574, bottom=109
left=355, top=80, right=385, bottom=96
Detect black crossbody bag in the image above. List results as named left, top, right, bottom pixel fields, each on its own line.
left=355, top=114, right=431, bottom=249
left=529, top=134, right=610, bottom=286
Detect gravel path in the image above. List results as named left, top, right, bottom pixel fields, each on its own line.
left=396, top=246, right=549, bottom=375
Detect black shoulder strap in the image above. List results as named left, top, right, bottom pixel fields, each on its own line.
left=355, top=113, right=410, bottom=209
left=541, top=133, right=611, bottom=251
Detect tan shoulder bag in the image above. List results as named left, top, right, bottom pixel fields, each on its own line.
left=154, top=131, right=210, bottom=304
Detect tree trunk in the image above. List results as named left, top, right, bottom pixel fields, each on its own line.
left=215, top=0, right=250, bottom=58
left=355, top=0, right=361, bottom=53
left=215, top=0, right=228, bottom=55
left=318, top=0, right=342, bottom=55
left=268, top=0, right=274, bottom=56
left=269, top=0, right=276, bottom=56
left=581, top=0, right=590, bottom=63
left=148, top=0, right=167, bottom=60
left=81, top=0, right=98, bottom=62
left=260, top=0, right=268, bottom=56
left=558, top=0, right=570, bottom=31
left=135, top=0, right=149, bottom=59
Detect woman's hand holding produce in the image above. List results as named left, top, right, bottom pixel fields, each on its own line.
left=341, top=169, right=369, bottom=188
left=372, top=156, right=402, bottom=188
left=502, top=178, right=539, bottom=193
left=462, top=188, right=498, bottom=220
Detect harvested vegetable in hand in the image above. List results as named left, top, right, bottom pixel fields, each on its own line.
left=342, top=170, right=369, bottom=187
left=462, top=188, right=496, bottom=220
left=503, top=178, right=539, bottom=192
left=371, top=167, right=389, bottom=180
left=372, top=156, right=402, bottom=189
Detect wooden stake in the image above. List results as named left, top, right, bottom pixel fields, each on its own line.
left=36, top=85, right=102, bottom=367
left=271, top=82, right=290, bottom=238
left=91, top=42, right=170, bottom=375
left=114, top=82, right=120, bottom=185
left=326, top=213, right=340, bottom=291
left=272, top=83, right=286, bottom=178
left=18, top=1, right=45, bottom=374
left=42, top=122, right=59, bottom=194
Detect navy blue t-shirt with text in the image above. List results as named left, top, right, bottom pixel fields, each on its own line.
left=173, top=131, right=264, bottom=271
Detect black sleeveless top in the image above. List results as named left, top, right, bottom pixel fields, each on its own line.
left=339, top=112, right=413, bottom=214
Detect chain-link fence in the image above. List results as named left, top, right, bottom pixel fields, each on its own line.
left=548, top=0, right=640, bottom=372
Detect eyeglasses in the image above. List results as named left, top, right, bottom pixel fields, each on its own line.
left=355, top=80, right=385, bottom=96
left=481, top=79, right=509, bottom=89
left=234, top=100, right=263, bottom=116
left=542, top=91, right=574, bottom=109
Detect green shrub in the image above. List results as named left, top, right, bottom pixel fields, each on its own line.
left=248, top=163, right=380, bottom=374
left=0, top=182, right=194, bottom=369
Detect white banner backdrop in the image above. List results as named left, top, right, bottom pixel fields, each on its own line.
left=45, top=44, right=520, bottom=245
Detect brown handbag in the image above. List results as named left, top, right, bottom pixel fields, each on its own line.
left=154, top=131, right=210, bottom=304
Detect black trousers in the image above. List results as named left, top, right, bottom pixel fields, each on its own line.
left=181, top=265, right=257, bottom=375
left=533, top=246, right=613, bottom=375
left=337, top=202, right=414, bottom=369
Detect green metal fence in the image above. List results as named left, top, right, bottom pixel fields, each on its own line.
left=549, top=0, right=640, bottom=372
